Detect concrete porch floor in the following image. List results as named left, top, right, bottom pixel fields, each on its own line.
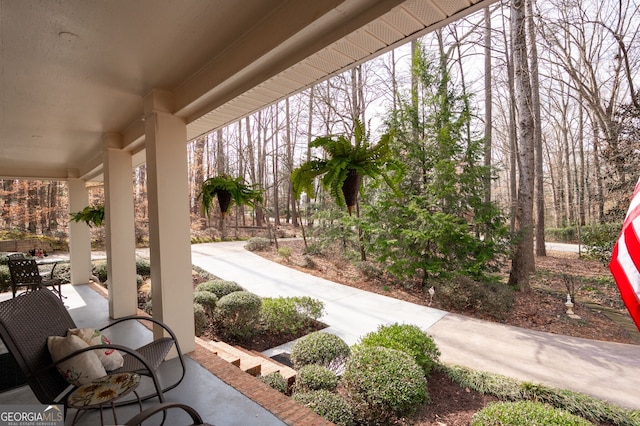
left=0, top=284, right=328, bottom=426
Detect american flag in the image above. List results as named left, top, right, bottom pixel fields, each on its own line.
left=609, top=178, right=640, bottom=332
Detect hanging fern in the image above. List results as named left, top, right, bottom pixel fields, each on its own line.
left=199, top=175, right=263, bottom=217
left=70, top=205, right=105, bottom=227
left=292, top=119, right=400, bottom=214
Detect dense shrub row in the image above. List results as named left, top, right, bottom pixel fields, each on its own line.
left=283, top=324, right=436, bottom=425
left=191, top=279, right=326, bottom=343
left=258, top=323, right=633, bottom=426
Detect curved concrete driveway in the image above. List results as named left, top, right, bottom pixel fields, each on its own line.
left=190, top=241, right=640, bottom=410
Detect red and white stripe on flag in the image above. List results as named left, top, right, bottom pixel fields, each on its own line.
left=609, top=177, right=640, bottom=331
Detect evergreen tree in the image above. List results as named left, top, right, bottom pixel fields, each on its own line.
left=363, top=42, right=507, bottom=285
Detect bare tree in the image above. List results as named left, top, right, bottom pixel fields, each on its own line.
left=484, top=6, right=494, bottom=204
left=526, top=0, right=546, bottom=256
left=508, top=0, right=536, bottom=291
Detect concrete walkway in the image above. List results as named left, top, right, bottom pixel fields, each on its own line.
left=191, top=241, right=640, bottom=411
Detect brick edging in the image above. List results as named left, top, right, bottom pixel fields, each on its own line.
left=86, top=282, right=333, bottom=425
left=190, top=341, right=333, bottom=425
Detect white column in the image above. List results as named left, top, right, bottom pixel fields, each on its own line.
left=144, top=89, right=195, bottom=354
left=67, top=172, right=92, bottom=285
left=103, top=133, right=138, bottom=318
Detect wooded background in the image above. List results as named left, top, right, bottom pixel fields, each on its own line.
left=1, top=0, right=638, bottom=287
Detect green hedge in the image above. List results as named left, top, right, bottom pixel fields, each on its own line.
left=358, top=323, right=440, bottom=375
left=472, top=400, right=594, bottom=425
left=293, top=390, right=354, bottom=426
left=260, top=296, right=324, bottom=335
left=290, top=332, right=350, bottom=372
left=214, top=291, right=262, bottom=339
left=342, top=346, right=427, bottom=424
left=196, top=280, right=244, bottom=299
left=294, top=364, right=339, bottom=393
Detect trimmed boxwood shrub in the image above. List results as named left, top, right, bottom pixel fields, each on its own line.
left=135, top=256, right=151, bottom=276
left=290, top=332, right=350, bottom=372
left=358, top=323, right=440, bottom=375
left=93, top=260, right=108, bottom=283
left=342, top=346, right=427, bottom=424
left=193, top=290, right=218, bottom=314
left=258, top=372, right=288, bottom=394
left=471, top=400, right=594, bottom=426
left=0, top=265, right=10, bottom=293
left=193, top=303, right=208, bottom=336
left=214, top=290, right=262, bottom=338
left=293, top=390, right=354, bottom=426
left=294, top=364, right=339, bottom=392
left=196, top=279, right=244, bottom=299
left=260, top=296, right=324, bottom=335
left=245, top=237, right=271, bottom=251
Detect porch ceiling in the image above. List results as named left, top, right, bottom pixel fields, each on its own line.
left=0, top=0, right=495, bottom=182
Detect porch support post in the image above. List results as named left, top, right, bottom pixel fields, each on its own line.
left=144, top=89, right=195, bottom=354
left=67, top=172, right=93, bottom=285
left=103, top=133, right=138, bottom=318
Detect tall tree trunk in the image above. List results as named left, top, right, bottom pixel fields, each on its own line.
left=237, top=120, right=246, bottom=228
left=508, top=65, right=518, bottom=232
left=305, top=87, right=314, bottom=226
left=562, top=108, right=574, bottom=225
left=49, top=181, right=59, bottom=232
left=254, top=112, right=264, bottom=227
left=351, top=67, right=360, bottom=123
left=544, top=139, right=561, bottom=228
left=27, top=182, right=37, bottom=233
left=391, top=49, right=398, bottom=111
left=273, top=106, right=281, bottom=226
left=245, top=116, right=263, bottom=226
left=527, top=0, right=546, bottom=256
left=483, top=6, right=493, bottom=205
left=39, top=184, right=47, bottom=234
left=508, top=0, right=535, bottom=292
left=1, top=180, right=13, bottom=226
left=285, top=98, right=298, bottom=227
left=577, top=99, right=586, bottom=226
left=192, top=137, right=205, bottom=218
left=216, top=129, right=225, bottom=174
left=592, top=119, right=605, bottom=221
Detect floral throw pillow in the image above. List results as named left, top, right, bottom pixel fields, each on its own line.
left=47, top=335, right=107, bottom=386
left=67, top=328, right=124, bottom=371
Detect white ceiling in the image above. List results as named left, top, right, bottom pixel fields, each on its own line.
left=0, top=0, right=495, bottom=181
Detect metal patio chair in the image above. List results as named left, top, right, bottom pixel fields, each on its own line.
left=0, top=288, right=187, bottom=418
left=7, top=257, right=63, bottom=299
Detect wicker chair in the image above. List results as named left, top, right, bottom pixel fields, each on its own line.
left=0, top=288, right=186, bottom=415
left=7, top=258, right=63, bottom=299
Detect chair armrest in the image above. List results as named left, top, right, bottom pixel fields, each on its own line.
left=100, top=316, right=181, bottom=347
left=48, top=261, right=59, bottom=279
left=124, top=402, right=206, bottom=426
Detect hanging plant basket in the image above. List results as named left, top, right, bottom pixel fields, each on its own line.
left=216, top=189, right=232, bottom=216
left=199, top=175, right=263, bottom=219
left=291, top=119, right=399, bottom=216
left=342, top=169, right=361, bottom=215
